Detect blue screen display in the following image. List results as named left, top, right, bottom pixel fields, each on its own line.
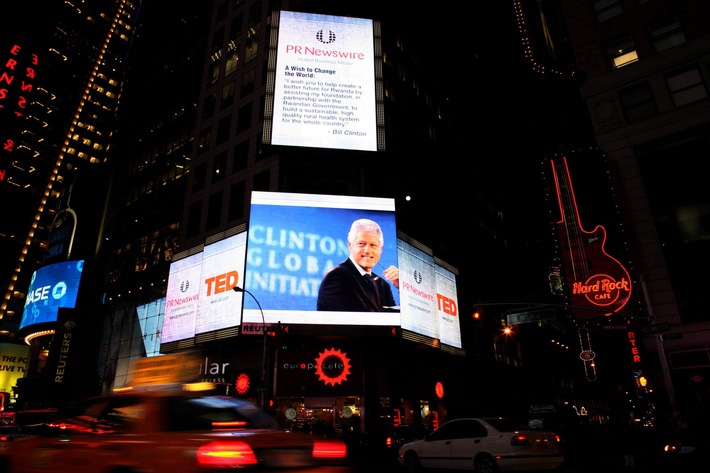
left=20, top=260, right=84, bottom=330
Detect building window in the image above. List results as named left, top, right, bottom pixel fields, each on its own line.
left=216, top=2, right=228, bottom=21
left=236, top=102, right=253, bottom=133
left=254, top=169, right=270, bottom=191
left=228, top=180, right=246, bottom=221
left=225, top=51, right=239, bottom=76
left=245, top=28, right=258, bottom=63
left=212, top=27, right=225, bottom=53
left=186, top=201, right=202, bottom=238
left=192, top=162, right=207, bottom=191
left=240, top=68, right=256, bottom=97
left=212, top=151, right=227, bottom=183
left=197, top=127, right=212, bottom=154
left=619, top=82, right=657, bottom=123
left=221, top=82, right=235, bottom=109
left=607, top=36, right=638, bottom=69
left=207, top=62, right=219, bottom=86
left=216, top=116, right=231, bottom=144
left=651, top=17, right=686, bottom=53
left=666, top=67, right=708, bottom=107
left=202, top=92, right=216, bottom=120
left=206, top=191, right=223, bottom=231
left=593, top=0, right=623, bottom=22
left=247, top=1, right=262, bottom=28
left=230, top=13, right=243, bottom=39
left=233, top=140, right=249, bottom=173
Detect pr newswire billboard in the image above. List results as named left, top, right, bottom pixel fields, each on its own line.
left=263, top=10, right=384, bottom=151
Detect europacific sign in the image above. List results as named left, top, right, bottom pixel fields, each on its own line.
left=277, top=345, right=361, bottom=396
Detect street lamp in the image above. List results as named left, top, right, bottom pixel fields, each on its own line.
left=233, top=286, right=268, bottom=408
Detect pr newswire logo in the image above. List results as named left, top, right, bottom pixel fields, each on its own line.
left=316, top=29, right=336, bottom=44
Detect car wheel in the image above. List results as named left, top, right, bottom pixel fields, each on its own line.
left=403, top=451, right=422, bottom=473
left=474, top=454, right=498, bottom=473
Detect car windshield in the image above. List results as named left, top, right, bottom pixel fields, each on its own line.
left=180, top=396, right=280, bottom=430
left=484, top=418, right=530, bottom=432
left=51, top=394, right=280, bottom=434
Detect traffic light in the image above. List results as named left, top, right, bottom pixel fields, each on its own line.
left=473, top=306, right=483, bottom=326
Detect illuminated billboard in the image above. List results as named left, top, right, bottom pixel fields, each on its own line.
left=195, top=232, right=247, bottom=334
left=161, top=251, right=202, bottom=344
left=161, top=232, right=247, bottom=344
left=160, top=192, right=462, bottom=349
left=398, top=239, right=462, bottom=348
left=19, top=260, right=84, bottom=331
left=0, top=343, right=29, bottom=396
left=243, top=191, right=399, bottom=326
left=263, top=10, right=384, bottom=151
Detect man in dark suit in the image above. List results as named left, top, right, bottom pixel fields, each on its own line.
left=317, top=218, right=399, bottom=312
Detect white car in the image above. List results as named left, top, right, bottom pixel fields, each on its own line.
left=398, top=417, right=563, bottom=473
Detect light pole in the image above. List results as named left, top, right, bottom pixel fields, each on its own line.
left=233, top=286, right=268, bottom=408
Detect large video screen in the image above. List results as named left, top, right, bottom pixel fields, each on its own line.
left=160, top=192, right=462, bottom=348
left=20, top=260, right=84, bottom=330
left=398, top=240, right=462, bottom=348
left=263, top=10, right=383, bottom=151
left=243, top=191, right=399, bottom=326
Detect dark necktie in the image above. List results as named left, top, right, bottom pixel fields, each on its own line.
left=364, top=273, right=380, bottom=301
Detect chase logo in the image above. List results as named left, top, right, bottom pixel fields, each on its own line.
left=25, top=280, right=68, bottom=307
left=316, top=29, right=336, bottom=44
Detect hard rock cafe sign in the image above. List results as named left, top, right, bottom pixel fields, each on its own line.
left=551, top=156, right=632, bottom=319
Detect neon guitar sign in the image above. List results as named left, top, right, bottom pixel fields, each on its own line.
left=551, top=156, right=632, bottom=318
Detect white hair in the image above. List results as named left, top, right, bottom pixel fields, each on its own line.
left=348, top=218, right=384, bottom=246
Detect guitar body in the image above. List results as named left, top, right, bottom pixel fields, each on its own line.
left=552, top=157, right=632, bottom=319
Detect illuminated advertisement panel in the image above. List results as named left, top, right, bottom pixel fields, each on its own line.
left=0, top=343, right=30, bottom=396
left=161, top=252, right=203, bottom=343
left=397, top=241, right=462, bottom=348
left=19, top=260, right=84, bottom=330
left=195, top=232, right=247, bottom=335
left=244, top=191, right=398, bottom=326
left=435, top=264, right=462, bottom=348
left=266, top=10, right=378, bottom=151
left=398, top=240, right=438, bottom=338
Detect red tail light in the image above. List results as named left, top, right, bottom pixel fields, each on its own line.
left=385, top=436, right=393, bottom=447
left=211, top=420, right=248, bottom=430
left=313, top=440, right=348, bottom=459
left=196, top=441, right=258, bottom=467
left=510, top=434, right=530, bottom=446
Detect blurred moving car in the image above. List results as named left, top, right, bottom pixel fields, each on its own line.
left=0, top=383, right=347, bottom=473
left=0, top=409, right=59, bottom=442
left=397, top=417, right=563, bottom=473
